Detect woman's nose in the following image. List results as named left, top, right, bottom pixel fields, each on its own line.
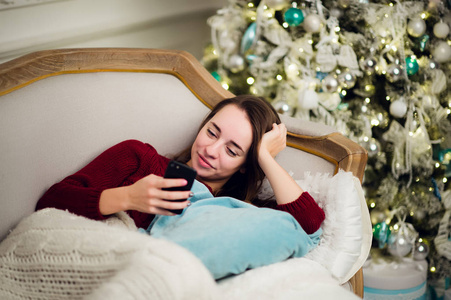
left=205, top=141, right=220, bottom=158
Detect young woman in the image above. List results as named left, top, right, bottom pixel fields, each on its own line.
left=36, top=95, right=325, bottom=234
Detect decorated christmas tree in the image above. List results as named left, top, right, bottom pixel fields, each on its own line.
left=202, top=0, right=450, bottom=284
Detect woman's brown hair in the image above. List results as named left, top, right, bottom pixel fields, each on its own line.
left=173, top=95, right=281, bottom=203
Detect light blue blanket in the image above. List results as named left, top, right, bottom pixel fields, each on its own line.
left=140, top=180, right=321, bottom=280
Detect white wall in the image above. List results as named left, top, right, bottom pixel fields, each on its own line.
left=0, top=0, right=226, bottom=63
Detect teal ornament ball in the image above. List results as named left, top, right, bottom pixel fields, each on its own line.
left=241, top=22, right=257, bottom=54
left=419, top=34, right=429, bottom=52
left=211, top=71, right=221, bottom=82
left=405, top=56, right=419, bottom=76
left=373, top=222, right=391, bottom=248
left=284, top=7, right=304, bottom=27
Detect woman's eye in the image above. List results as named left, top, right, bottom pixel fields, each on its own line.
left=227, top=148, right=237, bottom=157
left=207, top=129, right=217, bottom=138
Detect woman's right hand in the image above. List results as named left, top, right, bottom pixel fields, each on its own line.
left=99, top=174, right=192, bottom=216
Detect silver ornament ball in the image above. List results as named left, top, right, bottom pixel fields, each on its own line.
left=322, top=75, right=339, bottom=93
left=338, top=72, right=356, bottom=89
left=360, top=57, right=378, bottom=74
left=413, top=241, right=429, bottom=260
left=228, top=55, right=245, bottom=73
left=386, top=64, right=403, bottom=83
left=272, top=99, right=294, bottom=116
left=407, top=17, right=427, bottom=38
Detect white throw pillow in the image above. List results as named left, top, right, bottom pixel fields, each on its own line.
left=258, top=170, right=371, bottom=284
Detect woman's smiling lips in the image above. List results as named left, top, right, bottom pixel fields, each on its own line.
left=198, top=154, right=215, bottom=169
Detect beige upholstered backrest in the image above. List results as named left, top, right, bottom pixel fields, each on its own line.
left=0, top=72, right=207, bottom=240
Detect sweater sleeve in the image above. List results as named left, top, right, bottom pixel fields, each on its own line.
left=275, top=192, right=325, bottom=234
left=35, top=140, right=154, bottom=221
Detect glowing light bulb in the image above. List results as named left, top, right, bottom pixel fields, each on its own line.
left=247, top=77, right=255, bottom=85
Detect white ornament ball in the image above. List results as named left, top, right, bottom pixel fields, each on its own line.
left=298, top=89, right=319, bottom=110
left=390, top=100, right=408, bottom=118
left=228, top=54, right=245, bottom=73
left=388, top=231, right=413, bottom=257
left=432, top=41, right=451, bottom=63
left=433, top=22, right=450, bottom=38
left=303, top=14, right=322, bottom=33
left=265, top=0, right=290, bottom=10
left=407, top=17, right=427, bottom=38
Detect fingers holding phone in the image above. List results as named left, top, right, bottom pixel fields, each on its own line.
left=124, top=167, right=195, bottom=216
left=162, top=161, right=197, bottom=214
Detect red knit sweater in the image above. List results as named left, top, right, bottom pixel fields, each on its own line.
left=36, top=140, right=325, bottom=234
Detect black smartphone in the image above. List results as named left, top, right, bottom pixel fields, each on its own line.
left=162, top=161, right=197, bottom=214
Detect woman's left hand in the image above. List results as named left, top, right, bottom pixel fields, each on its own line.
left=258, top=123, right=287, bottom=160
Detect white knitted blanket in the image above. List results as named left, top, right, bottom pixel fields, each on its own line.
left=0, top=208, right=219, bottom=300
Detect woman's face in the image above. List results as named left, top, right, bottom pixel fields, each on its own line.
left=187, top=104, right=253, bottom=191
